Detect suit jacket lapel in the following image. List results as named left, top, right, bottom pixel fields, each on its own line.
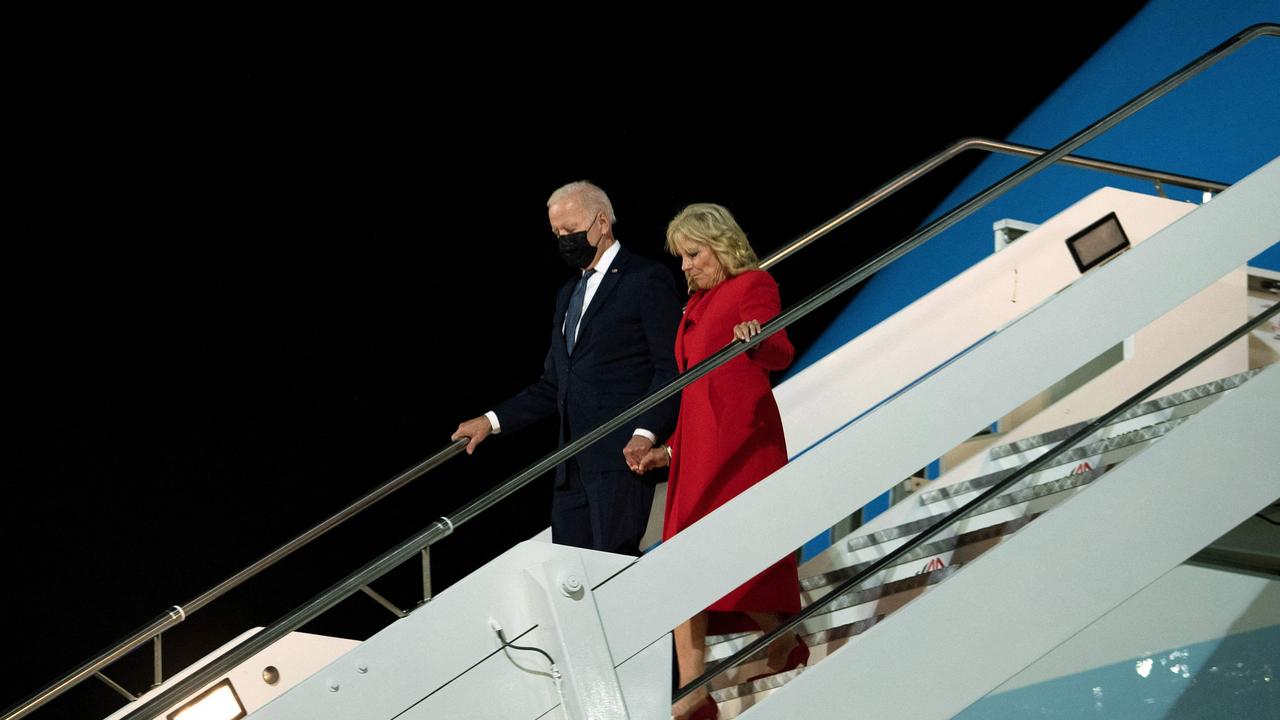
left=573, top=244, right=629, bottom=354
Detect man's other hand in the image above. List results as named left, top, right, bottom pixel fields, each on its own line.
left=452, top=416, right=493, bottom=455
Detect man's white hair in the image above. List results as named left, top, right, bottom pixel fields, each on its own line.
left=547, top=180, right=617, bottom=224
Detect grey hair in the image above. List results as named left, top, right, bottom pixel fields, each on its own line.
left=547, top=180, right=617, bottom=224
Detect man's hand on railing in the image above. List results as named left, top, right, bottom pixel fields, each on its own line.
left=452, top=416, right=493, bottom=455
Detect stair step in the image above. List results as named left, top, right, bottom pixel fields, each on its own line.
left=984, top=368, right=1258, bottom=461
left=845, top=462, right=1104, bottom=556
left=919, top=416, right=1186, bottom=506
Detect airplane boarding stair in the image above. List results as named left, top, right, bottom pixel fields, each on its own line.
left=6, top=24, right=1277, bottom=720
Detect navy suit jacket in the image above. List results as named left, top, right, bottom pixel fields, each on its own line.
left=494, top=244, right=681, bottom=486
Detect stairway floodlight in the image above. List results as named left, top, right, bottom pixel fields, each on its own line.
left=163, top=680, right=244, bottom=720
left=1066, top=212, right=1131, bottom=273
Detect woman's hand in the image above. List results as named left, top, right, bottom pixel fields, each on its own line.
left=634, top=445, right=671, bottom=474
left=623, top=434, right=654, bottom=471
left=733, top=319, right=762, bottom=341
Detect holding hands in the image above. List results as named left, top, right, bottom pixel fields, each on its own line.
left=630, top=443, right=671, bottom=474
left=623, top=434, right=655, bottom=471
left=625, top=318, right=764, bottom=475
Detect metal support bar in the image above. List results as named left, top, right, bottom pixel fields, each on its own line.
left=421, top=548, right=433, bottom=605
left=359, top=585, right=409, bottom=619
left=152, top=634, right=163, bottom=688
left=94, top=673, right=136, bottom=702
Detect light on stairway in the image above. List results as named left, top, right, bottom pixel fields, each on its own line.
left=1065, top=212, right=1130, bottom=274
left=165, top=679, right=246, bottom=720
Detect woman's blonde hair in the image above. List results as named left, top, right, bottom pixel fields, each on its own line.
left=665, top=203, right=759, bottom=292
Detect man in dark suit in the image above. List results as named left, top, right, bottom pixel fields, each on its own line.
left=453, top=181, right=681, bottom=556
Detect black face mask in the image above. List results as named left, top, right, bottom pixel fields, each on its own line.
left=557, top=217, right=600, bottom=268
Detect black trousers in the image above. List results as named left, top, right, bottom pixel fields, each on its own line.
left=551, top=458, right=655, bottom=556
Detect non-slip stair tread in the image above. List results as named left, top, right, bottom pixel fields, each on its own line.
left=986, top=368, right=1259, bottom=461
left=846, top=464, right=1105, bottom=553
left=917, top=416, right=1185, bottom=505
left=803, top=515, right=1039, bottom=594
left=708, top=564, right=961, bottom=652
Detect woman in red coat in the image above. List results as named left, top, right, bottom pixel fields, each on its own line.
left=634, top=203, right=806, bottom=720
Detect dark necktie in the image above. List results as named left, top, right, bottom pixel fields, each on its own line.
left=565, top=269, right=596, bottom=355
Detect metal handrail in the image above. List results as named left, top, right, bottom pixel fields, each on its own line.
left=103, top=22, right=1278, bottom=720
left=10, top=22, right=1275, bottom=720
left=675, top=301, right=1280, bottom=700
left=0, top=438, right=467, bottom=720
left=759, top=138, right=1228, bottom=271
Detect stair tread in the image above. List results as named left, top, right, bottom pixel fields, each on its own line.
left=985, top=368, right=1258, bottom=461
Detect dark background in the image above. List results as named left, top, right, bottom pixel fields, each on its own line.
left=5, top=8, right=1150, bottom=717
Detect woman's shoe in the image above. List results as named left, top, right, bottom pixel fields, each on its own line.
left=744, top=634, right=809, bottom=683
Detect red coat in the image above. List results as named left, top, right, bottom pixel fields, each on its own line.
left=663, top=270, right=800, bottom=627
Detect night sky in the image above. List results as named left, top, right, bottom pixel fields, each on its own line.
left=5, top=7, right=1151, bottom=717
